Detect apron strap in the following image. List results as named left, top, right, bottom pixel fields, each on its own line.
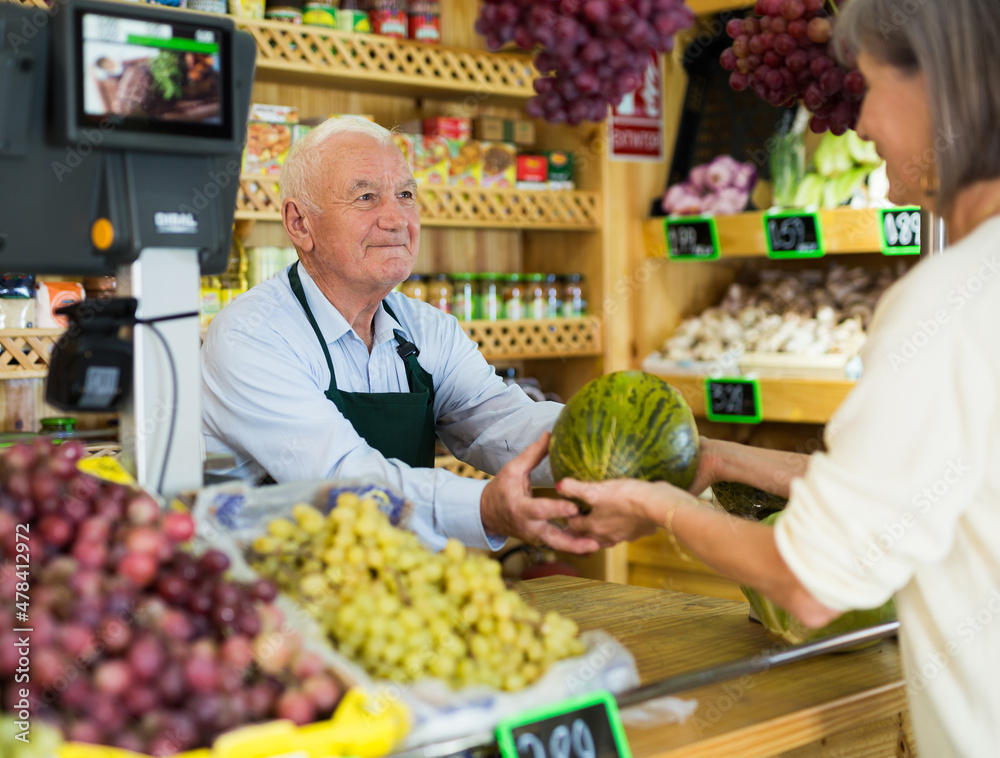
left=288, top=262, right=432, bottom=397
left=288, top=261, right=338, bottom=395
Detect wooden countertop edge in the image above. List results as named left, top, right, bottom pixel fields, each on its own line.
left=630, top=681, right=908, bottom=758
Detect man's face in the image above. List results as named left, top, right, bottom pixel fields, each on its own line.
left=303, top=134, right=420, bottom=296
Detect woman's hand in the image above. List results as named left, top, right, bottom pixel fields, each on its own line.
left=687, top=437, right=724, bottom=495
left=556, top=478, right=697, bottom=547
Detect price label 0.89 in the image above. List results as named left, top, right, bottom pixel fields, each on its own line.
left=880, top=206, right=921, bottom=255
left=763, top=211, right=824, bottom=259
left=664, top=217, right=720, bottom=260
left=497, top=691, right=631, bottom=758
left=705, top=378, right=763, bottom=423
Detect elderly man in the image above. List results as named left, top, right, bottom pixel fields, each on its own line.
left=201, top=117, right=598, bottom=554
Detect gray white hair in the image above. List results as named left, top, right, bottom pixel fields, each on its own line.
left=834, top=0, right=1000, bottom=214
left=280, top=117, right=395, bottom=217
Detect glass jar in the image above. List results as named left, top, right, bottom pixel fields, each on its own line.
left=265, top=0, right=303, bottom=22
left=525, top=273, right=546, bottom=320
left=476, top=273, right=502, bottom=322
left=399, top=273, right=426, bottom=301
left=338, top=0, right=370, bottom=31
left=428, top=273, right=452, bottom=314
left=367, top=0, right=407, bottom=37
left=502, top=274, right=524, bottom=321
left=561, top=273, right=587, bottom=318
left=40, top=417, right=76, bottom=437
left=451, top=273, right=476, bottom=321
left=543, top=273, right=562, bottom=319
left=407, top=0, right=440, bottom=42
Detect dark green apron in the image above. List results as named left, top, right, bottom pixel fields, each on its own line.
left=288, top=262, right=436, bottom=468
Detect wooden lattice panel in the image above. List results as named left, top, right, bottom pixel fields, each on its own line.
left=462, top=318, right=602, bottom=361
left=236, top=176, right=601, bottom=231
left=239, top=18, right=536, bottom=99
left=0, top=329, right=64, bottom=379
left=236, top=176, right=283, bottom=220
left=434, top=455, right=491, bottom=480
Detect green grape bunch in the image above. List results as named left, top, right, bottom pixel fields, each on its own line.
left=248, top=492, right=585, bottom=692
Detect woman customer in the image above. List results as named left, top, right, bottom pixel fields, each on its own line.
left=557, top=1, right=1000, bottom=755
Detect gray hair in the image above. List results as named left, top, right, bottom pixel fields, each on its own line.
left=834, top=0, right=1000, bottom=214
left=280, top=117, right=395, bottom=216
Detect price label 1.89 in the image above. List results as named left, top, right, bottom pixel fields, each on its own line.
left=879, top=207, right=921, bottom=255
left=705, top=378, right=762, bottom=423
left=664, top=217, right=720, bottom=260
left=763, top=211, right=824, bottom=259
left=497, top=691, right=631, bottom=758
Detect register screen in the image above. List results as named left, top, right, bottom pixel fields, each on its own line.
left=78, top=11, right=231, bottom=137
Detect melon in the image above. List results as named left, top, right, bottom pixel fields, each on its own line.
left=742, top=511, right=897, bottom=646
left=548, top=371, right=700, bottom=490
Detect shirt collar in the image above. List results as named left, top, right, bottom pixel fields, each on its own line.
left=289, top=264, right=404, bottom=348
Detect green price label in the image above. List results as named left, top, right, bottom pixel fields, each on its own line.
left=497, top=691, right=631, bottom=758
left=705, top=378, right=762, bottom=423
left=879, top=207, right=921, bottom=255
left=664, top=217, right=720, bottom=260
left=763, top=211, right=824, bottom=259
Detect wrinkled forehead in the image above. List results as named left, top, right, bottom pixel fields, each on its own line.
left=323, top=134, right=414, bottom=194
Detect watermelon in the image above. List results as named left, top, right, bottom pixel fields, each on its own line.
left=742, top=511, right=897, bottom=646
left=548, top=371, right=700, bottom=490
left=712, top=481, right=787, bottom=521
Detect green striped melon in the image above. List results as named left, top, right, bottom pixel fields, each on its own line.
left=548, top=371, right=700, bottom=489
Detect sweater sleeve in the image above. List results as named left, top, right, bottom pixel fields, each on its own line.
left=774, top=265, right=993, bottom=612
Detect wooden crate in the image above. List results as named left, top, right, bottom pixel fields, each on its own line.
left=434, top=454, right=490, bottom=480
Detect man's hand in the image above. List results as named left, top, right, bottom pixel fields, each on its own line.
left=480, top=433, right=601, bottom=554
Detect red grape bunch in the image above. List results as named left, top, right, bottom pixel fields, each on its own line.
left=721, top=0, right=866, bottom=134
left=0, top=439, right=344, bottom=756
left=475, top=0, right=695, bottom=125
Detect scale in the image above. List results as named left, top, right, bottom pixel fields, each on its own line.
left=0, top=0, right=255, bottom=497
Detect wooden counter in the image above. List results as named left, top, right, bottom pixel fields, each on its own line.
left=517, top=577, right=915, bottom=758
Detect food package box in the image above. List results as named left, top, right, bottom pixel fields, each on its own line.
left=516, top=154, right=548, bottom=183
left=423, top=116, right=471, bottom=141
left=473, top=117, right=536, bottom=147
left=391, top=132, right=415, bottom=169
left=291, top=124, right=313, bottom=145
left=546, top=149, right=574, bottom=189
left=446, top=139, right=482, bottom=187
left=412, top=135, right=449, bottom=185
left=243, top=104, right=298, bottom=176
left=480, top=142, right=517, bottom=188
left=36, top=281, right=85, bottom=329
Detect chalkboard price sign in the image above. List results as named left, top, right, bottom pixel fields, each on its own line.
left=664, top=217, right=720, bottom=260
left=705, top=378, right=762, bottom=423
left=763, top=211, right=824, bottom=259
left=879, top=207, right=921, bottom=255
left=497, top=691, right=631, bottom=758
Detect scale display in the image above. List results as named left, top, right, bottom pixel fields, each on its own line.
left=76, top=9, right=231, bottom=139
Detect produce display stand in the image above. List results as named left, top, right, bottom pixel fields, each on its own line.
left=509, top=577, right=914, bottom=758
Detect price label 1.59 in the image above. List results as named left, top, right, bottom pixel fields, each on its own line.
left=705, top=378, right=762, bottom=423
left=879, top=207, right=921, bottom=255
left=664, top=217, right=720, bottom=260
left=763, top=211, right=824, bottom=259
left=497, top=691, right=631, bottom=758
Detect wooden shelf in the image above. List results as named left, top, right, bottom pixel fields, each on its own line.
left=434, top=454, right=490, bottom=480
left=238, top=18, right=536, bottom=101
left=236, top=176, right=601, bottom=231
left=0, top=329, right=64, bottom=379
left=644, top=208, right=885, bottom=259
left=649, top=371, right=855, bottom=424
left=460, top=318, right=602, bottom=361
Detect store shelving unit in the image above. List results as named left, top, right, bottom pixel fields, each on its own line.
left=643, top=207, right=886, bottom=258
left=0, top=329, right=64, bottom=379
left=236, top=176, right=601, bottom=230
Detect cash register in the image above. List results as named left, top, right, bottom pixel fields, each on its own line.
left=0, top=0, right=256, bottom=497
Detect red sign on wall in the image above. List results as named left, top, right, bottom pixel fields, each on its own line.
left=608, top=51, right=664, bottom=162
